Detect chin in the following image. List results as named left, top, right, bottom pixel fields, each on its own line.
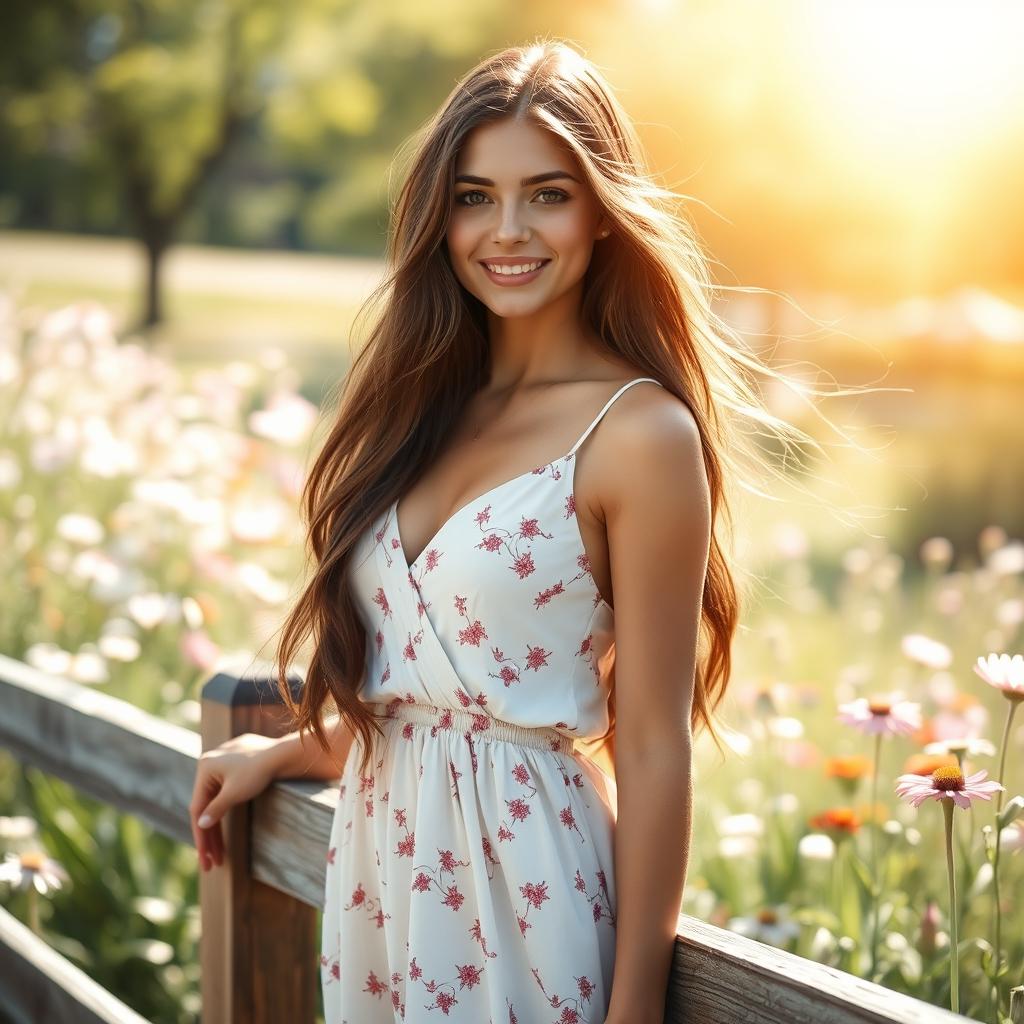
left=484, top=295, right=552, bottom=317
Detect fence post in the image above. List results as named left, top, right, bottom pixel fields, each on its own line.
left=198, top=658, right=316, bottom=1024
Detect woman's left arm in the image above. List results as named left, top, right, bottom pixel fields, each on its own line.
left=601, top=394, right=711, bottom=1024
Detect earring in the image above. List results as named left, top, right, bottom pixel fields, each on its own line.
left=599, top=229, right=610, bottom=238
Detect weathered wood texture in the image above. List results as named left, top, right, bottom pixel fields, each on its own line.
left=0, top=653, right=977, bottom=1023
left=198, top=662, right=317, bottom=1024
left=0, top=653, right=334, bottom=906
left=0, top=905, right=151, bottom=1024
left=0, top=653, right=200, bottom=845
left=667, top=914, right=968, bottom=1023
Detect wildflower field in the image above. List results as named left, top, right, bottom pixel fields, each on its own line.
left=0, top=289, right=1021, bottom=1024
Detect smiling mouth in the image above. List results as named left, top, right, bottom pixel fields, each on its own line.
left=478, top=258, right=551, bottom=282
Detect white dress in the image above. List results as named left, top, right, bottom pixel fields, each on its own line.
left=319, top=377, right=664, bottom=1022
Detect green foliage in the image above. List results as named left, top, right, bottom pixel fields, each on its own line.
left=0, top=757, right=201, bottom=1022
left=0, top=0, right=509, bottom=251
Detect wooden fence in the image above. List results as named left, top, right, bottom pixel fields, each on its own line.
left=0, top=651, right=1015, bottom=1024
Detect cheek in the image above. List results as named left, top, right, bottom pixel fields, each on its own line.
left=445, top=225, right=473, bottom=284
left=544, top=208, right=596, bottom=252
left=445, top=224, right=484, bottom=295
left=446, top=219, right=475, bottom=259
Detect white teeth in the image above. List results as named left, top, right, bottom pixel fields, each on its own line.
left=484, top=260, right=544, bottom=276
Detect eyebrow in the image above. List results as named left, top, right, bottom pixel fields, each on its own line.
left=454, top=170, right=582, bottom=187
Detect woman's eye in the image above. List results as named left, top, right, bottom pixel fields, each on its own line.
left=454, top=188, right=569, bottom=207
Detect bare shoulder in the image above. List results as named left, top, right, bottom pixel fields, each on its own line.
left=593, top=377, right=710, bottom=750
left=591, top=379, right=708, bottom=521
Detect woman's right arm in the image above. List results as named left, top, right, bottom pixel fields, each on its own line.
left=266, top=714, right=356, bottom=782
left=190, top=715, right=355, bottom=872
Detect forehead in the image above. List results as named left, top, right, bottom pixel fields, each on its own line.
left=455, top=119, right=577, bottom=175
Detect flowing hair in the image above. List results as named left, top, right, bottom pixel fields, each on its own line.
left=273, top=38, right=863, bottom=781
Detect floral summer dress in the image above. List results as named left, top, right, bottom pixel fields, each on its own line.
left=319, top=377, right=665, bottom=1023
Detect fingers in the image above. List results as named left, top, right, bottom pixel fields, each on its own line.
left=198, top=820, right=224, bottom=871
left=191, top=814, right=214, bottom=872
left=195, top=800, right=231, bottom=871
left=200, top=804, right=225, bottom=868
left=189, top=795, right=209, bottom=871
left=191, top=763, right=228, bottom=872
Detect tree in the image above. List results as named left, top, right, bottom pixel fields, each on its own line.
left=0, top=0, right=504, bottom=329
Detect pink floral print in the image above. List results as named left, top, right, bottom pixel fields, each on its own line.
left=320, top=378, right=663, bottom=1022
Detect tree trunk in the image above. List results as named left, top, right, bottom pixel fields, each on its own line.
left=140, top=227, right=171, bottom=331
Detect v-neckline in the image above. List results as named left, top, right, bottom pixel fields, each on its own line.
left=393, top=452, right=574, bottom=572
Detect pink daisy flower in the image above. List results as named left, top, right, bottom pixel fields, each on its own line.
left=895, top=765, right=1004, bottom=810
left=837, top=695, right=922, bottom=736
left=973, top=653, right=1024, bottom=701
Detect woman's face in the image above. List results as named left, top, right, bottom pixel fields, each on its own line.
left=445, top=118, right=608, bottom=317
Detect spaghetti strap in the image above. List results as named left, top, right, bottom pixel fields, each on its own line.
left=567, top=376, right=664, bottom=456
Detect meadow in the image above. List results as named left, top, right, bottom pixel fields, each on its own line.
left=0, top=250, right=1022, bottom=1023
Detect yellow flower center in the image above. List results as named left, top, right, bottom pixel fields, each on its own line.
left=931, top=765, right=965, bottom=791
left=20, top=851, right=46, bottom=870
left=757, top=908, right=778, bottom=924
left=868, top=700, right=892, bottom=716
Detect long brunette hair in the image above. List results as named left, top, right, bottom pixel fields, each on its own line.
left=274, top=39, right=847, bottom=780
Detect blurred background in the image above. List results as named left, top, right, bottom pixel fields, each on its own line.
left=1, top=1, right=1022, bottom=1021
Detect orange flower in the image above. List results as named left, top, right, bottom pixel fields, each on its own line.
left=824, top=755, right=871, bottom=780
left=903, top=753, right=959, bottom=777
left=809, top=807, right=861, bottom=838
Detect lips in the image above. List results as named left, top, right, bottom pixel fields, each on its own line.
left=478, top=257, right=550, bottom=268
left=478, top=258, right=551, bottom=287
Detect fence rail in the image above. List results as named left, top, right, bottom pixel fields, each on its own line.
left=0, top=652, right=983, bottom=1023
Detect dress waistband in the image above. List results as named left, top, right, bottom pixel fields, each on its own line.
left=364, top=700, right=575, bottom=755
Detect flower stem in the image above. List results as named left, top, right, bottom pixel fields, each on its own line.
left=27, top=886, right=39, bottom=935
left=990, top=698, right=1017, bottom=1017
left=868, top=730, right=882, bottom=980
left=943, top=797, right=959, bottom=1015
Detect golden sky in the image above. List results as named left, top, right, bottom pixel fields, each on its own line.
left=571, top=0, right=1024, bottom=296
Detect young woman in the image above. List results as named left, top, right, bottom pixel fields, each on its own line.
left=190, top=38, right=806, bottom=1024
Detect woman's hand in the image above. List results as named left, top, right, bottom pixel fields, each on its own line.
left=190, top=732, right=285, bottom=872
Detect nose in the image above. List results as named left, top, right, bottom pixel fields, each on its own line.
left=491, top=201, right=530, bottom=245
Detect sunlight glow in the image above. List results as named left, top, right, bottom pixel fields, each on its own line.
left=800, top=1, right=1024, bottom=157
